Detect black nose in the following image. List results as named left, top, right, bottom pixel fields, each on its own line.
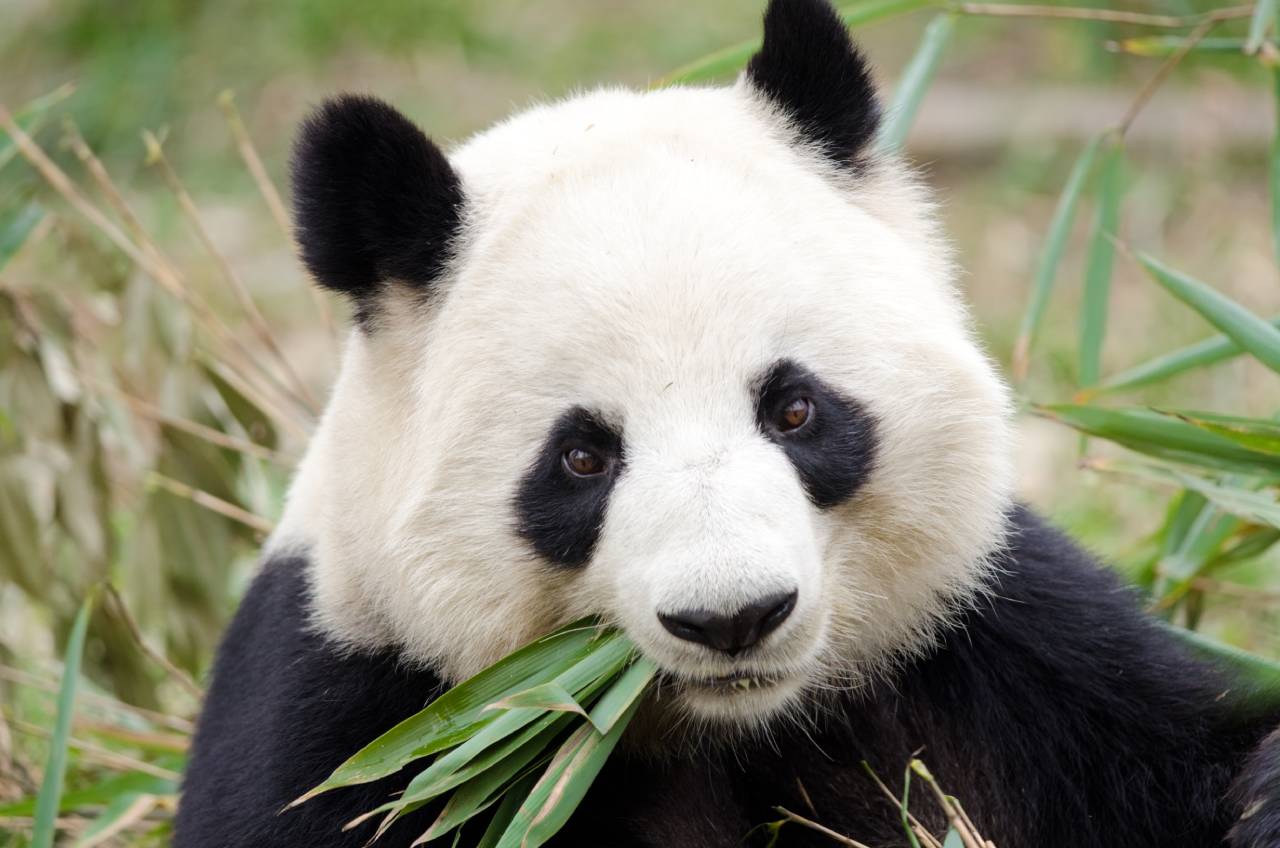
left=658, top=590, right=798, bottom=656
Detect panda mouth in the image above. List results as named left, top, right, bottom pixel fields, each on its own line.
left=681, top=669, right=788, bottom=694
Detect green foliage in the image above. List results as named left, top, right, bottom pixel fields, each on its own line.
left=0, top=1, right=1277, bottom=845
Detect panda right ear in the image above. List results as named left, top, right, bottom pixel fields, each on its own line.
left=290, top=95, right=463, bottom=307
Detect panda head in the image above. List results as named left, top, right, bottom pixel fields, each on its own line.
left=280, top=0, right=1015, bottom=730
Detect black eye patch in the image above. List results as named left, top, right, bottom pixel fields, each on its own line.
left=755, top=360, right=877, bottom=508
left=514, top=407, right=624, bottom=568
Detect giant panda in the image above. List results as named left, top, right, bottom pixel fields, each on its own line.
left=174, top=0, right=1280, bottom=845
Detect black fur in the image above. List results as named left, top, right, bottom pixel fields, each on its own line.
left=514, top=407, right=626, bottom=567
left=756, top=359, right=876, bottom=508
left=291, top=95, right=463, bottom=318
left=177, top=509, right=1280, bottom=847
left=746, top=0, right=881, bottom=168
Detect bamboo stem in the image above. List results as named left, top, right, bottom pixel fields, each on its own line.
left=147, top=472, right=275, bottom=535
left=102, top=586, right=204, bottom=701
left=954, top=3, right=1253, bottom=28
left=216, top=90, right=338, bottom=342
left=773, top=807, right=876, bottom=848
left=141, top=130, right=320, bottom=414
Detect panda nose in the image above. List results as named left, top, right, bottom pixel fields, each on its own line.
left=658, top=590, right=798, bottom=656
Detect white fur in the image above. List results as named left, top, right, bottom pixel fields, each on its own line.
left=272, top=80, right=1016, bottom=725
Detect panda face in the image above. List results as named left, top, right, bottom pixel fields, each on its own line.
left=281, top=0, right=1015, bottom=731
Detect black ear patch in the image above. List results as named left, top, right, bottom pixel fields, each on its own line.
left=746, top=0, right=881, bottom=168
left=290, top=95, right=463, bottom=309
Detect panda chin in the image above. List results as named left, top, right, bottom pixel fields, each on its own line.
left=665, top=667, right=809, bottom=725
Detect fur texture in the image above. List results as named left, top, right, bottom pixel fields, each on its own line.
left=182, top=0, right=1280, bottom=843
left=176, top=511, right=1280, bottom=846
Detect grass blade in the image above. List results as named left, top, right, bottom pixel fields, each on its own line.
left=876, top=13, right=958, bottom=154
left=655, top=0, right=936, bottom=86
left=1013, top=134, right=1104, bottom=381
left=0, top=202, right=45, bottom=273
left=31, top=588, right=99, bottom=848
left=1036, top=404, right=1280, bottom=476
left=295, top=620, right=605, bottom=803
left=1246, top=0, right=1278, bottom=54
left=1089, top=317, right=1280, bottom=397
left=1079, top=140, right=1123, bottom=388
left=1136, top=251, right=1280, bottom=375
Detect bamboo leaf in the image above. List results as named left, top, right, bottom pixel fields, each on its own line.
left=1272, top=68, right=1280, bottom=263
left=1090, top=317, right=1280, bottom=396
left=1136, top=251, right=1280, bottom=376
left=475, top=773, right=537, bottom=848
left=1166, top=411, right=1280, bottom=456
left=1246, top=0, right=1278, bottom=55
left=485, top=682, right=587, bottom=719
left=943, top=829, right=965, bottom=848
left=1087, top=459, right=1280, bottom=530
left=876, top=13, right=957, bottom=154
left=655, top=0, right=937, bottom=86
left=1112, top=37, right=1248, bottom=57
left=1013, top=134, right=1104, bottom=381
left=0, top=84, right=75, bottom=174
left=1037, top=404, right=1280, bottom=477
left=585, top=656, right=657, bottom=735
left=1160, top=622, right=1280, bottom=688
left=497, top=698, right=643, bottom=848
left=1079, top=140, right=1123, bottom=388
left=0, top=202, right=44, bottom=272
left=32, top=588, right=99, bottom=848
left=295, top=620, right=605, bottom=803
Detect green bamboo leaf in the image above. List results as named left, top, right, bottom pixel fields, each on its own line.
left=943, top=829, right=965, bottom=848
left=1087, top=459, right=1280, bottom=530
left=1160, top=622, right=1280, bottom=688
left=0, top=771, right=176, bottom=818
left=1136, top=251, right=1280, bottom=375
left=1272, top=68, right=1280, bottom=263
left=497, top=698, right=643, bottom=848
left=0, top=202, right=44, bottom=273
left=0, top=83, right=75, bottom=174
left=1165, top=411, right=1280, bottom=456
left=876, top=13, right=957, bottom=154
left=295, top=620, right=605, bottom=803
left=1079, top=140, right=1123, bottom=388
left=414, top=721, right=565, bottom=844
left=1090, top=317, right=1280, bottom=396
left=1013, top=134, right=1105, bottom=381
left=32, top=588, right=99, bottom=848
left=363, top=635, right=632, bottom=826
left=1246, top=0, right=1278, bottom=55
left=1112, top=36, right=1248, bottom=57
left=655, top=0, right=937, bottom=86
left=1037, top=404, right=1280, bottom=477
left=475, top=773, right=537, bottom=848
left=485, top=682, right=587, bottom=719
left=585, top=656, right=657, bottom=735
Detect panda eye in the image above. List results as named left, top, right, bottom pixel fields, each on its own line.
left=774, top=397, right=814, bottom=433
left=562, top=447, right=607, bottom=478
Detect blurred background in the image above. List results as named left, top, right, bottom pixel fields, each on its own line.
left=0, top=0, right=1277, bottom=843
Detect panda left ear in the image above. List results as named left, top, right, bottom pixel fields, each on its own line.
left=290, top=95, right=464, bottom=310
left=745, top=0, right=881, bottom=168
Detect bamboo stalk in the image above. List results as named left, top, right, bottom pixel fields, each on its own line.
left=216, top=89, right=338, bottom=341
left=10, top=718, right=181, bottom=781
left=1, top=106, right=310, bottom=437
left=0, top=666, right=194, bottom=733
left=1116, top=19, right=1218, bottom=137
left=141, top=130, right=320, bottom=414
left=102, top=586, right=204, bottom=701
left=147, top=472, right=275, bottom=535
left=773, top=807, right=875, bottom=848
left=198, top=351, right=312, bottom=443
left=954, top=3, right=1253, bottom=28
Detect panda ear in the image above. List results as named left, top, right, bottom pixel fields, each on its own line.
left=290, top=95, right=463, bottom=307
left=745, top=0, right=881, bottom=168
